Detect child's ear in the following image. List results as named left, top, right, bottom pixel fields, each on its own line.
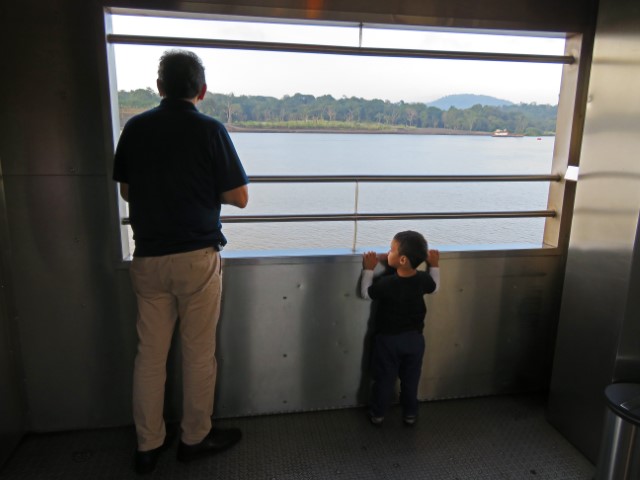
left=399, top=255, right=408, bottom=266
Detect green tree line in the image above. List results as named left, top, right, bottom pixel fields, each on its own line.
left=119, top=88, right=557, bottom=136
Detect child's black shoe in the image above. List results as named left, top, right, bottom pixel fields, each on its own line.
left=403, top=415, right=417, bottom=426
left=368, top=412, right=384, bottom=426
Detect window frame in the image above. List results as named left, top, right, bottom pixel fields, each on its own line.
left=104, top=9, right=584, bottom=259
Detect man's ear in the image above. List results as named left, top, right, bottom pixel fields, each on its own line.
left=197, top=83, right=207, bottom=101
left=156, top=79, right=165, bottom=97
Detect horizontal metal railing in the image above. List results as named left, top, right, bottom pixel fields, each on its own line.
left=120, top=174, right=560, bottom=225
left=247, top=174, right=561, bottom=183
left=107, top=34, right=574, bottom=65
left=219, top=210, right=555, bottom=224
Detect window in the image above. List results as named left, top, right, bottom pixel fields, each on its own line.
left=106, top=11, right=572, bottom=257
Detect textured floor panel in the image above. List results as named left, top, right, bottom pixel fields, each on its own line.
left=1, top=394, right=595, bottom=479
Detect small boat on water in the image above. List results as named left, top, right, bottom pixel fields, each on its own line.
left=492, top=129, right=524, bottom=137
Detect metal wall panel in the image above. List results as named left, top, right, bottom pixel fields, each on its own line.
left=0, top=174, right=25, bottom=466
left=0, top=310, right=23, bottom=464
left=209, top=251, right=565, bottom=419
left=4, top=175, right=136, bottom=430
left=0, top=1, right=112, bottom=177
left=616, top=217, right=640, bottom=382
left=548, top=0, right=640, bottom=463
left=421, top=253, right=564, bottom=400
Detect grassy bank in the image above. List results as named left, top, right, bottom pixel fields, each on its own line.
left=226, top=120, right=493, bottom=136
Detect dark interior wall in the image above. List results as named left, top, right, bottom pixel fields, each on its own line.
left=0, top=0, right=136, bottom=433
left=0, top=195, right=24, bottom=466
left=547, top=0, right=640, bottom=462
left=106, top=0, right=596, bottom=32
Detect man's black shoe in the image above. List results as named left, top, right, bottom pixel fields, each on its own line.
left=134, top=431, right=176, bottom=475
left=135, top=447, right=162, bottom=475
left=177, top=427, right=242, bottom=463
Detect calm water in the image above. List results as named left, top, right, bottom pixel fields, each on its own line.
left=203, top=133, right=556, bottom=253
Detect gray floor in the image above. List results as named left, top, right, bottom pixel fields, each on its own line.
left=1, top=394, right=595, bottom=480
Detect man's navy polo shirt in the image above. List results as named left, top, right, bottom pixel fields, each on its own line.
left=113, top=98, right=249, bottom=257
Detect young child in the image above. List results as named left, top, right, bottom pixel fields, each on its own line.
left=360, top=230, right=440, bottom=426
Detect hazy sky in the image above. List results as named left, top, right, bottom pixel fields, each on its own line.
left=111, top=15, right=566, bottom=105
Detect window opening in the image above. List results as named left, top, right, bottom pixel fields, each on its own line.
left=106, top=11, right=571, bottom=257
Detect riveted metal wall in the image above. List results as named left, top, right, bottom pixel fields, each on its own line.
left=210, top=249, right=566, bottom=419
left=548, top=0, right=640, bottom=463
left=0, top=0, right=597, bottom=456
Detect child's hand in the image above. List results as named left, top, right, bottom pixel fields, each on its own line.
left=362, top=251, right=379, bottom=270
left=427, top=249, right=440, bottom=268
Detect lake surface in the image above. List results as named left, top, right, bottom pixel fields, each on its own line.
left=219, top=133, right=554, bottom=253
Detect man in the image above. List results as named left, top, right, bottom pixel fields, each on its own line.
left=113, top=50, right=249, bottom=475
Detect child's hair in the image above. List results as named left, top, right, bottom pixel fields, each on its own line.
left=394, top=230, right=428, bottom=268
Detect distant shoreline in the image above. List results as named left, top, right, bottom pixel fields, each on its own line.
left=225, top=125, right=495, bottom=136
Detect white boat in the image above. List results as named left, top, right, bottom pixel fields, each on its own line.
left=492, top=129, right=524, bottom=137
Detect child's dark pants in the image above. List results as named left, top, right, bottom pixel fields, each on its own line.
left=370, top=330, right=425, bottom=418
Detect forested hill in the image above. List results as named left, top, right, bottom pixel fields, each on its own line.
left=118, top=88, right=557, bottom=136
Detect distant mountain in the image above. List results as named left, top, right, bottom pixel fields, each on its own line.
left=427, top=94, right=514, bottom=110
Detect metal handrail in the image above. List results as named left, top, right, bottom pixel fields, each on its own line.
left=121, top=210, right=555, bottom=225
left=107, top=34, right=574, bottom=64
left=119, top=174, right=560, bottom=225
left=248, top=174, right=561, bottom=183
left=220, top=210, right=555, bottom=224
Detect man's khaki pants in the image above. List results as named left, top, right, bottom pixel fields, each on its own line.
left=129, top=247, right=222, bottom=452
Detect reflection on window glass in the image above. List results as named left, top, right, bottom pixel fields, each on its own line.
left=111, top=15, right=359, bottom=46
left=108, top=12, right=567, bottom=254
left=361, top=27, right=565, bottom=55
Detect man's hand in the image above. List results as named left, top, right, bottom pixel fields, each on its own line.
left=119, top=183, right=129, bottom=202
